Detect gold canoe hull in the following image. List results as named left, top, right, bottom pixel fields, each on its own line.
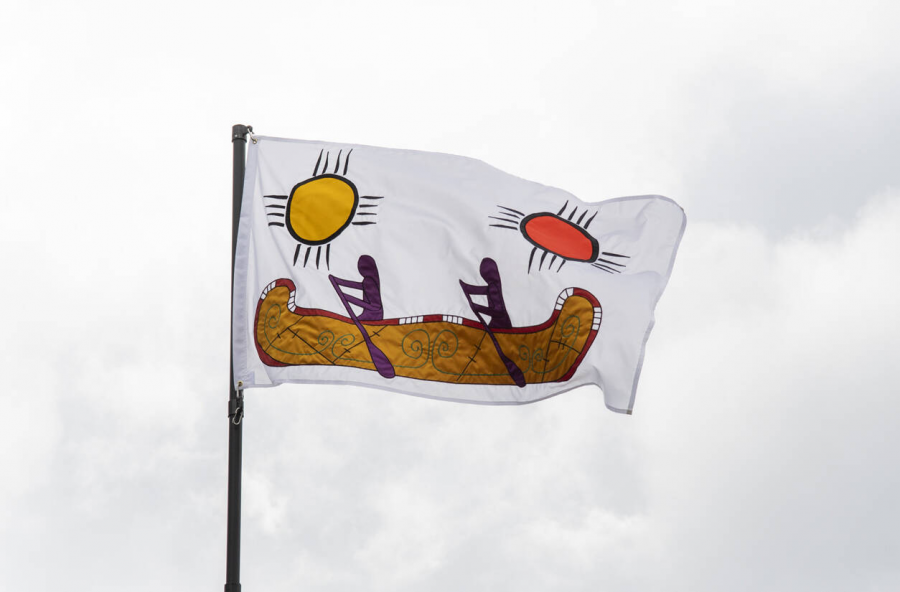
left=254, top=279, right=602, bottom=386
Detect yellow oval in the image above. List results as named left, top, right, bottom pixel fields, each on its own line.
left=286, top=175, right=358, bottom=244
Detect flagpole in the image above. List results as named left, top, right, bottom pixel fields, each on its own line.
left=226, top=123, right=252, bottom=592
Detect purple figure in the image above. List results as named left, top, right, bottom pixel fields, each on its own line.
left=329, top=255, right=394, bottom=379
left=330, top=255, right=383, bottom=321
left=459, top=257, right=524, bottom=386
left=459, top=257, right=512, bottom=329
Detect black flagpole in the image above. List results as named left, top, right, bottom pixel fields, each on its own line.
left=226, top=123, right=252, bottom=592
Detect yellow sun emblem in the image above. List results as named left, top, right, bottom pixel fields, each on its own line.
left=264, top=149, right=381, bottom=269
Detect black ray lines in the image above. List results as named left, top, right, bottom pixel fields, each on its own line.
left=291, top=244, right=335, bottom=271
left=263, top=195, right=287, bottom=227
left=292, top=245, right=331, bottom=270
left=312, top=148, right=355, bottom=179
left=591, top=251, right=631, bottom=274
left=489, top=204, right=523, bottom=230
left=591, top=262, right=621, bottom=273
left=498, top=205, right=525, bottom=217
left=312, top=150, right=323, bottom=176
left=560, top=201, right=578, bottom=223
left=263, top=193, right=288, bottom=226
left=352, top=194, right=381, bottom=226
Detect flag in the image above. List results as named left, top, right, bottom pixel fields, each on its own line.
left=232, top=135, right=685, bottom=413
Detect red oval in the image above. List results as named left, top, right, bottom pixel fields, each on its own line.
left=521, top=214, right=598, bottom=262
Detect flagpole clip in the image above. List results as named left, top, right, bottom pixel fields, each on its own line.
left=229, top=390, right=244, bottom=425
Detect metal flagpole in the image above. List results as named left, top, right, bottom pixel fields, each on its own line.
left=226, top=123, right=252, bottom=592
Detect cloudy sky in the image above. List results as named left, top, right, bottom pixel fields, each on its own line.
left=2, top=1, right=899, bottom=590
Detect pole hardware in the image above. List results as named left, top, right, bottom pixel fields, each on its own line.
left=228, top=395, right=244, bottom=425
left=232, top=125, right=253, bottom=142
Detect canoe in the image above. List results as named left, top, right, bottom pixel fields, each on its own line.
left=254, top=279, right=602, bottom=386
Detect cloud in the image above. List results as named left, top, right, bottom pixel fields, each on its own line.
left=638, top=189, right=900, bottom=591
left=2, top=2, right=899, bottom=590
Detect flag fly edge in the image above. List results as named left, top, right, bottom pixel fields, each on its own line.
left=618, top=195, right=687, bottom=415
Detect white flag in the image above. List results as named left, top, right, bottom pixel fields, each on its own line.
left=232, top=135, right=685, bottom=413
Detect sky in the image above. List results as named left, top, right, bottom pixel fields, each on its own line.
left=2, top=1, right=899, bottom=590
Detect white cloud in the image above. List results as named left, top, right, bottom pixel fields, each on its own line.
left=638, top=190, right=900, bottom=591
left=2, top=1, right=899, bottom=590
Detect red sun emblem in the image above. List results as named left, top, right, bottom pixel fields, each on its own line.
left=490, top=201, right=630, bottom=273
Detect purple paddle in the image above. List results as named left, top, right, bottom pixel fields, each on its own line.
left=329, top=274, right=395, bottom=379
left=460, top=281, right=527, bottom=388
